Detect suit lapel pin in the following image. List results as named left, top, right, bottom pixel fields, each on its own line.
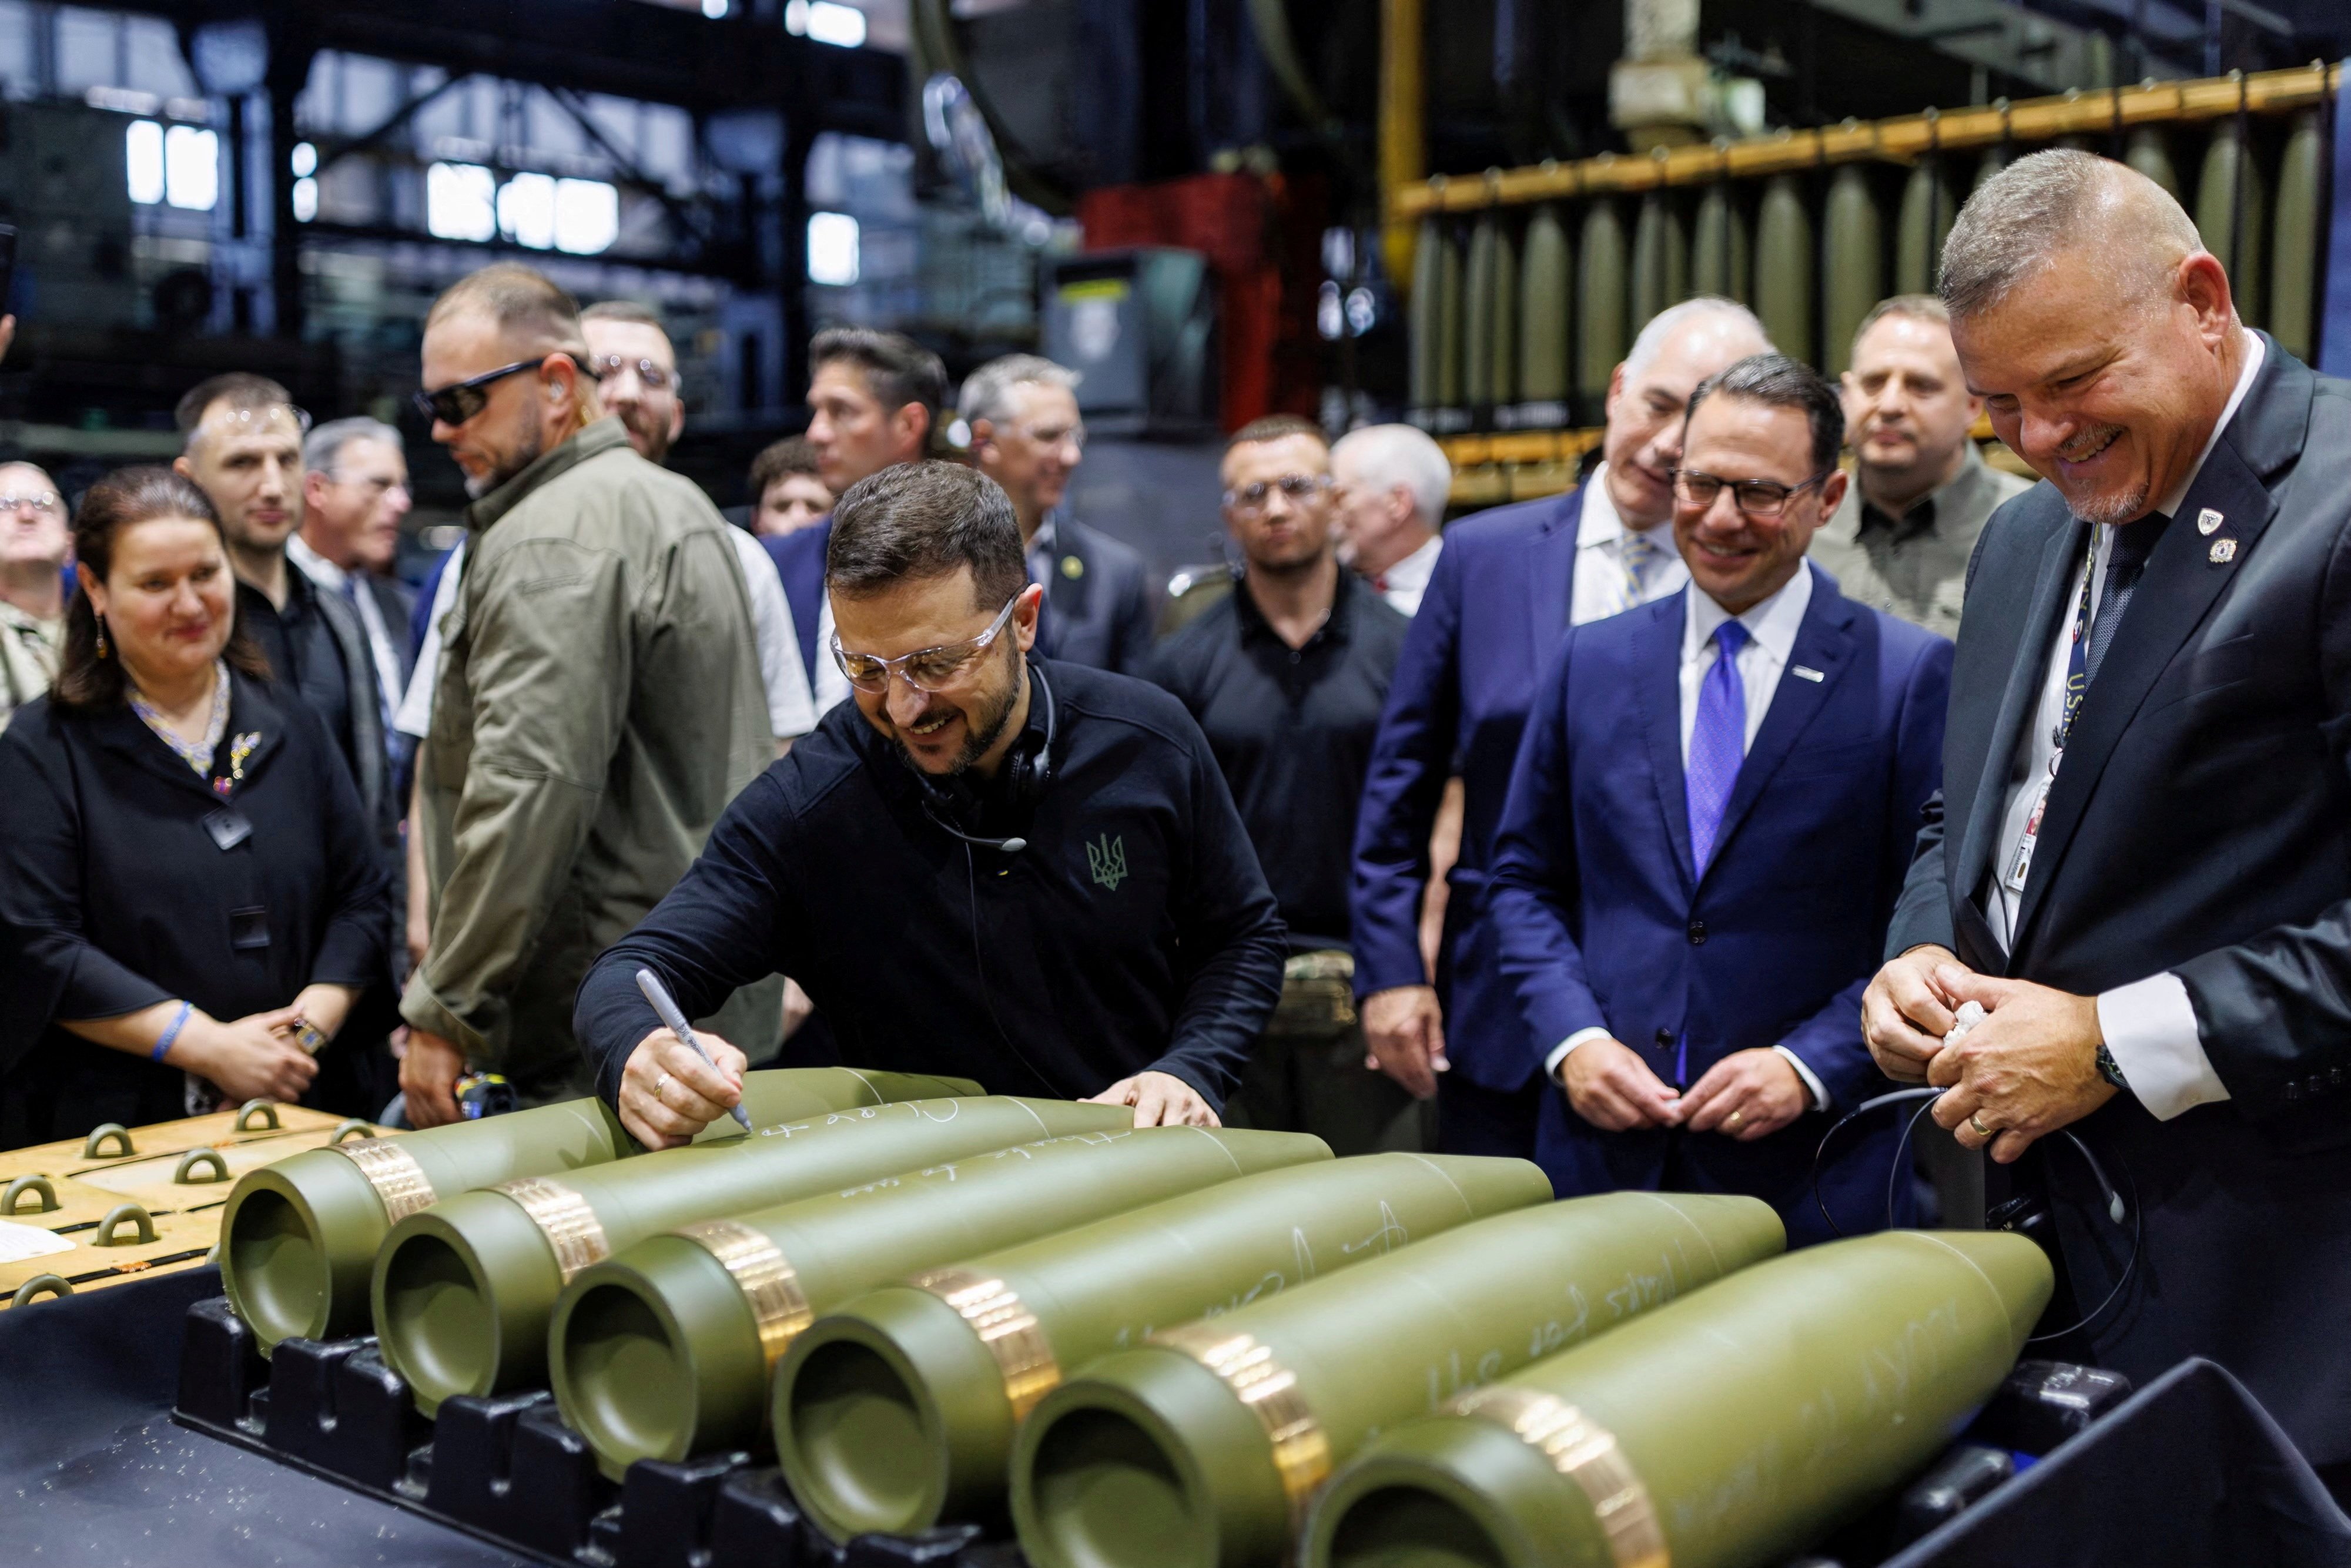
left=1060, top=555, right=1084, bottom=579
left=2209, top=537, right=2238, bottom=564
left=1790, top=665, right=1826, bottom=683
left=2197, top=508, right=2225, bottom=536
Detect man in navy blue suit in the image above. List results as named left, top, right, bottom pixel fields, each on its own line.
left=1488, top=354, right=1950, bottom=1242
left=1350, top=298, right=1771, bottom=1161
left=768, top=329, right=947, bottom=716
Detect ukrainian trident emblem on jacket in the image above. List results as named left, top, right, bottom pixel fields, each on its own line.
left=1086, top=833, right=1128, bottom=891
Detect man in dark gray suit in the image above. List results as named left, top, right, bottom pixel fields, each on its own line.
left=1863, top=149, right=2351, bottom=1483
left=962, top=354, right=1161, bottom=675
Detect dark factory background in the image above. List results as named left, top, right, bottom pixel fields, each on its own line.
left=0, top=0, right=2343, bottom=583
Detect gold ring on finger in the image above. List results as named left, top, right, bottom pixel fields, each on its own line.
left=1726, top=1109, right=1743, bottom=1127
left=1968, top=1112, right=1993, bottom=1138
left=654, top=1071, right=671, bottom=1100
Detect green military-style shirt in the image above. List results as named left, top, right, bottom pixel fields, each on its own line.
left=402, top=417, right=774, bottom=1099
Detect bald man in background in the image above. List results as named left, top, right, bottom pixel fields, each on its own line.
left=1352, top=299, right=1772, bottom=1165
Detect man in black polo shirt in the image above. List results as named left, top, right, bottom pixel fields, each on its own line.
left=1147, top=416, right=1422, bottom=1155
left=576, top=461, right=1287, bottom=1148
left=175, top=373, right=399, bottom=1117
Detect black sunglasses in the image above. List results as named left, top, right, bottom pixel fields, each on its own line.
left=413, top=355, right=596, bottom=427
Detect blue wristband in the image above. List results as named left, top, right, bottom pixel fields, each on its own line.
left=151, top=1001, right=193, bottom=1063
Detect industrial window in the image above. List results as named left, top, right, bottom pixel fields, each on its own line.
left=808, top=211, right=860, bottom=286
left=126, top=119, right=219, bottom=211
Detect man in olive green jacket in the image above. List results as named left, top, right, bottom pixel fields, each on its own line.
left=400, top=265, right=774, bottom=1121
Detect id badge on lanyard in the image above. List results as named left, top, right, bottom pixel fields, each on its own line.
left=2004, top=545, right=2099, bottom=893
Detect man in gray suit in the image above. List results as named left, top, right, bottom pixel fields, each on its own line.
left=962, top=354, right=1161, bottom=675
left=1863, top=150, right=2351, bottom=1487
left=1809, top=295, right=2028, bottom=638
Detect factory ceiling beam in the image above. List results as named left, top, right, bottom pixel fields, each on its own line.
left=111, top=0, right=905, bottom=134
left=313, top=70, right=474, bottom=173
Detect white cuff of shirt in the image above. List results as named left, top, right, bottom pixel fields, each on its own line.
left=2097, top=972, right=2231, bottom=1121
left=1545, top=1027, right=1616, bottom=1083
left=1772, top=1045, right=1831, bottom=1113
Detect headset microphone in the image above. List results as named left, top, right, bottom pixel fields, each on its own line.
left=923, top=806, right=1026, bottom=854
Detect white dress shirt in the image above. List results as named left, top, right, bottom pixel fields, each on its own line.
left=725, top=526, right=819, bottom=741
left=811, top=592, right=851, bottom=715
left=1981, top=331, right=2263, bottom=1121
left=289, top=534, right=406, bottom=733
left=1546, top=565, right=1832, bottom=1110
left=1570, top=463, right=1690, bottom=626
left=395, top=539, right=464, bottom=741
left=1369, top=532, right=1444, bottom=617
left=394, top=528, right=822, bottom=744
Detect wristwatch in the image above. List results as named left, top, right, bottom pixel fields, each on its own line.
left=2095, top=1042, right=2128, bottom=1090
left=290, top=1021, right=329, bottom=1056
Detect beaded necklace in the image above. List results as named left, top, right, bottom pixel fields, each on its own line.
left=128, top=659, right=230, bottom=778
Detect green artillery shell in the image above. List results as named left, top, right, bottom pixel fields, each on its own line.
left=2195, top=119, right=2266, bottom=327
left=1576, top=200, right=1630, bottom=418
left=551, top=1126, right=1328, bottom=1480
left=371, top=1096, right=1122, bottom=1415
left=1302, top=1231, right=2052, bottom=1568
left=2269, top=110, right=2323, bottom=363
left=1463, top=212, right=1502, bottom=412
left=1010, top=1191, right=1784, bottom=1568
left=1894, top=158, right=1956, bottom=296
left=1630, top=191, right=1688, bottom=338
left=1689, top=184, right=1749, bottom=306
left=1753, top=175, right=1814, bottom=370
left=1517, top=205, right=1573, bottom=408
left=2124, top=126, right=2180, bottom=201
left=778, top=1152, right=1553, bottom=1543
left=1822, top=164, right=1884, bottom=378
left=219, top=1068, right=979, bottom=1352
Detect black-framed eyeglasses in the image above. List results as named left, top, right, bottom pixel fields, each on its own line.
left=1671, top=467, right=1835, bottom=519
left=587, top=354, right=673, bottom=391
left=830, top=594, right=1021, bottom=694
left=413, top=356, right=595, bottom=427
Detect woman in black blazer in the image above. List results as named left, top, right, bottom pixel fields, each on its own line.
left=0, top=467, right=388, bottom=1148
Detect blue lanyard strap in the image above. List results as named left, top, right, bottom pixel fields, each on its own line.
left=2051, top=535, right=2099, bottom=758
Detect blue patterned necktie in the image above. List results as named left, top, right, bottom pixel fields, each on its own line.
left=1686, top=619, right=1751, bottom=873
left=2084, top=514, right=2165, bottom=684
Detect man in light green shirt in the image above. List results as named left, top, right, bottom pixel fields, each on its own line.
left=0, top=463, right=69, bottom=733
left=1809, top=295, right=2031, bottom=640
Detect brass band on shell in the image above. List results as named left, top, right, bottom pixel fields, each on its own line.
left=331, top=1137, right=438, bottom=1225
left=679, top=1217, right=814, bottom=1366
left=917, top=1266, right=1063, bottom=1418
left=494, top=1176, right=612, bottom=1283
left=1451, top=1385, right=1667, bottom=1568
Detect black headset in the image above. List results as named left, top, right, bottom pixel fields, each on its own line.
left=917, top=661, right=1057, bottom=854
left=1813, top=1085, right=2139, bottom=1345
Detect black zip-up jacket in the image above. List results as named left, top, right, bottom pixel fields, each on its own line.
left=575, top=659, right=1288, bottom=1111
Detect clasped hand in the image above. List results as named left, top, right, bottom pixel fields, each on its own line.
left=1559, top=1040, right=1807, bottom=1141
left=1860, top=945, right=2116, bottom=1163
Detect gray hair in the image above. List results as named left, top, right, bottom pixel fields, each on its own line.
left=1624, top=296, right=1772, bottom=383
left=1941, top=148, right=2204, bottom=319
left=304, top=416, right=404, bottom=476
left=1686, top=353, right=1846, bottom=473
left=1331, top=424, right=1452, bottom=525
left=958, top=354, right=1080, bottom=427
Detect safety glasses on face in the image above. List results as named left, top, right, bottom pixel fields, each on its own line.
left=587, top=354, right=673, bottom=391
left=832, top=593, right=1021, bottom=695
left=1671, top=467, right=1834, bottom=519
left=413, top=356, right=593, bottom=427
left=1002, top=420, right=1085, bottom=453
left=1223, top=473, right=1331, bottom=513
